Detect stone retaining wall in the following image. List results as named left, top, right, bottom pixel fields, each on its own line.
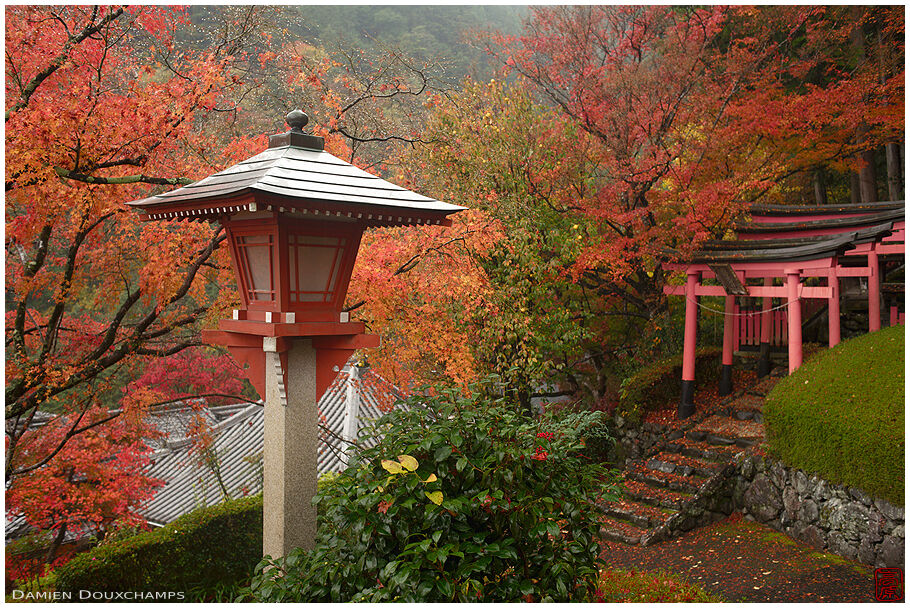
left=732, top=452, right=904, bottom=569
left=609, top=416, right=905, bottom=568
left=612, top=417, right=675, bottom=464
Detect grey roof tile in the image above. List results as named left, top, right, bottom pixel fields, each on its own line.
left=140, top=365, right=402, bottom=526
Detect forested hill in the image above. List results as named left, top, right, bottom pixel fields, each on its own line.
left=183, top=5, right=526, bottom=82
left=294, top=6, right=526, bottom=82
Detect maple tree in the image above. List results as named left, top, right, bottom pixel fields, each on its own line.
left=367, top=80, right=620, bottom=405
left=5, top=404, right=162, bottom=568
left=347, top=208, right=500, bottom=390
left=350, top=6, right=903, bottom=405
left=122, top=347, right=252, bottom=410
left=3, top=5, right=275, bottom=480
left=487, top=5, right=901, bottom=263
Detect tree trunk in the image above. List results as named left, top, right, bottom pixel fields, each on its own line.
left=886, top=143, right=903, bottom=200
left=858, top=147, right=878, bottom=202
left=813, top=170, right=828, bottom=205
left=877, top=17, right=903, bottom=202
left=849, top=171, right=862, bottom=203
left=45, top=521, right=67, bottom=564
left=850, top=7, right=878, bottom=203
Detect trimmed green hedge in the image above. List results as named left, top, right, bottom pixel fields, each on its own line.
left=617, top=347, right=723, bottom=422
left=53, top=495, right=262, bottom=598
left=764, top=326, right=904, bottom=506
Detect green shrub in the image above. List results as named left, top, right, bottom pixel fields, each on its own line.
left=617, top=347, right=722, bottom=421
left=764, top=326, right=904, bottom=505
left=249, top=377, right=616, bottom=602
left=53, top=495, right=262, bottom=599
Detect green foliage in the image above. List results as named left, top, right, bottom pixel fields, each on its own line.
left=764, top=326, right=904, bottom=506
left=249, top=377, right=616, bottom=602
left=617, top=347, right=723, bottom=422
left=595, top=568, right=724, bottom=602
left=53, top=495, right=262, bottom=598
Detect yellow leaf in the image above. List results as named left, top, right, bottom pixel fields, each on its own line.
left=423, top=473, right=438, bottom=483
left=425, top=491, right=443, bottom=505
left=381, top=459, right=404, bottom=474
left=398, top=454, right=419, bottom=472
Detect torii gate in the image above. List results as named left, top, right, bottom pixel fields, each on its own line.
left=664, top=202, right=905, bottom=419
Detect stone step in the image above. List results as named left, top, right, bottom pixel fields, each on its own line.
left=597, top=497, right=676, bottom=528
left=732, top=410, right=764, bottom=423
left=664, top=437, right=743, bottom=462
left=620, top=478, right=695, bottom=510
left=625, top=461, right=705, bottom=492
left=731, top=393, right=765, bottom=412
left=645, top=451, right=726, bottom=478
left=598, top=513, right=645, bottom=545
left=729, top=393, right=765, bottom=422
left=688, top=415, right=765, bottom=447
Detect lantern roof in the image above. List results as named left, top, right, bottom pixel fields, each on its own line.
left=126, top=111, right=464, bottom=227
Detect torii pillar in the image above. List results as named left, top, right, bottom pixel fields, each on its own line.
left=678, top=270, right=700, bottom=418
left=719, top=294, right=735, bottom=396
left=828, top=267, right=841, bottom=347
left=868, top=251, right=881, bottom=332
left=757, top=277, right=773, bottom=377
left=786, top=270, right=803, bottom=373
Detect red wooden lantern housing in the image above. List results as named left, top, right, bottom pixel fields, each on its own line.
left=126, top=110, right=463, bottom=397
left=224, top=213, right=362, bottom=323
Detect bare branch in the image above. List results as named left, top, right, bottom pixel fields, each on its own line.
left=54, top=167, right=193, bottom=187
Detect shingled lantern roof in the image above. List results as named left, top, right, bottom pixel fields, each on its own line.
left=127, top=109, right=463, bottom=226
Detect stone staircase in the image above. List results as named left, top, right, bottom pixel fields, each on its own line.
left=598, top=374, right=779, bottom=545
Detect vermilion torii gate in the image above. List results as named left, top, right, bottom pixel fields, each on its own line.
left=664, top=201, right=905, bottom=419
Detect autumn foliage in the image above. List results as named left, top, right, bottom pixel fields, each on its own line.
left=4, top=6, right=280, bottom=576
left=351, top=5, right=903, bottom=402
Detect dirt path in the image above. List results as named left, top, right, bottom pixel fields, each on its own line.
left=600, top=513, right=876, bottom=602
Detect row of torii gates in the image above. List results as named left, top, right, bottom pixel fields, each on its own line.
left=664, top=201, right=905, bottom=419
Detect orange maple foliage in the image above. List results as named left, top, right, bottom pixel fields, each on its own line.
left=4, top=6, right=276, bottom=480
left=348, top=209, right=505, bottom=390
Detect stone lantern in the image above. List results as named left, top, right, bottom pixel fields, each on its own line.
left=127, top=110, right=462, bottom=556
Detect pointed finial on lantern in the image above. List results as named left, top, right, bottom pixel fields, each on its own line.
left=269, top=109, right=324, bottom=151
left=286, top=110, right=309, bottom=133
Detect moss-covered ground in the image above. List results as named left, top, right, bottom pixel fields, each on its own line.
left=600, top=513, right=875, bottom=602
left=763, top=325, right=904, bottom=505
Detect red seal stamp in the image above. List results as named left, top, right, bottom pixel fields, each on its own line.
left=875, top=568, right=904, bottom=602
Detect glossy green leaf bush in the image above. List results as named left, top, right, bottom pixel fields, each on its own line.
left=249, top=378, right=616, bottom=602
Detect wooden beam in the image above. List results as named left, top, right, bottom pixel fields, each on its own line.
left=835, top=266, right=872, bottom=277
left=665, top=257, right=836, bottom=273
left=664, top=284, right=833, bottom=299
